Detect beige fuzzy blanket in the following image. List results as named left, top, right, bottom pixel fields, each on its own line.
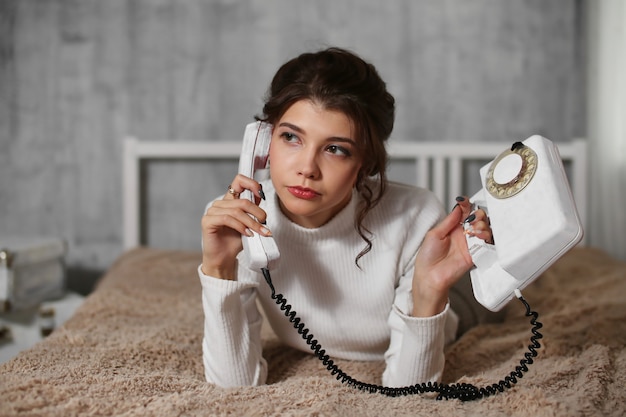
left=1, top=246, right=625, bottom=416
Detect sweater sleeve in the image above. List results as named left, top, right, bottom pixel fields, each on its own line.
left=382, top=266, right=459, bottom=387
left=198, top=265, right=267, bottom=387
left=379, top=186, right=459, bottom=387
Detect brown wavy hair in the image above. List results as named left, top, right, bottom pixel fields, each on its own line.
left=258, top=47, right=395, bottom=266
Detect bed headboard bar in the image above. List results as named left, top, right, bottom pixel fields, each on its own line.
left=122, top=137, right=588, bottom=249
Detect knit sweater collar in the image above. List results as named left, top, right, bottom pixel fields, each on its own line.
left=262, top=180, right=359, bottom=245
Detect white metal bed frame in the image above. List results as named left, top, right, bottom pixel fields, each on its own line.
left=122, top=138, right=588, bottom=249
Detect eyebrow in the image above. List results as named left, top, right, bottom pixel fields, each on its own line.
left=278, top=122, right=357, bottom=146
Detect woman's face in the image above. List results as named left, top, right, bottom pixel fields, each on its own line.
left=269, top=99, right=363, bottom=228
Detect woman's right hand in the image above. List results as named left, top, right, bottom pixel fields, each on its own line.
left=200, top=174, right=271, bottom=280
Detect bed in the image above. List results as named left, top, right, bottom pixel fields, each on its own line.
left=2, top=138, right=625, bottom=417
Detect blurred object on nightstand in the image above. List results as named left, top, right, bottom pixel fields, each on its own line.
left=0, top=323, right=11, bottom=343
left=0, top=291, right=84, bottom=363
left=0, top=237, right=67, bottom=312
left=38, top=306, right=56, bottom=337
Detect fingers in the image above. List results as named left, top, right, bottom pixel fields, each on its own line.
left=205, top=198, right=272, bottom=237
left=207, top=174, right=271, bottom=237
left=441, top=196, right=472, bottom=234
left=434, top=206, right=465, bottom=239
left=451, top=196, right=473, bottom=217
left=462, top=206, right=494, bottom=245
left=226, top=185, right=240, bottom=199
left=448, top=196, right=494, bottom=244
left=223, top=174, right=265, bottom=203
left=201, top=176, right=270, bottom=280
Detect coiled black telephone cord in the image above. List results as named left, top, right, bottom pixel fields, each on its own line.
left=261, top=268, right=543, bottom=401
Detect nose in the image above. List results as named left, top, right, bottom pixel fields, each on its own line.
left=297, top=148, right=321, bottom=179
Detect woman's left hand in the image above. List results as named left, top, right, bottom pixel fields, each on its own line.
left=411, top=197, right=493, bottom=317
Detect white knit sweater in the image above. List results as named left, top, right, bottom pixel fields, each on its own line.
left=199, top=180, right=459, bottom=388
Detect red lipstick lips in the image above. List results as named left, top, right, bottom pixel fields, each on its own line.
left=287, top=186, right=320, bottom=200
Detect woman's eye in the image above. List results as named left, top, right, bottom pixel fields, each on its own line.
left=327, top=145, right=351, bottom=157
left=280, top=132, right=299, bottom=142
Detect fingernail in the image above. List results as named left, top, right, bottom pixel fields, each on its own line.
left=464, top=213, right=476, bottom=223
left=261, top=226, right=272, bottom=236
left=450, top=203, right=459, bottom=213
left=455, top=196, right=465, bottom=202
left=245, top=228, right=254, bottom=237
left=258, top=188, right=266, bottom=200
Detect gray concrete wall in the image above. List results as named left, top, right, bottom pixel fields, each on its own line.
left=0, top=0, right=585, bottom=271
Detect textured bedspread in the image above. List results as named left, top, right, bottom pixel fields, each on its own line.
left=1, top=246, right=625, bottom=416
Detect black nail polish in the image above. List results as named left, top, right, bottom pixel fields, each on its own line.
left=464, top=213, right=476, bottom=223
left=455, top=196, right=465, bottom=202
left=258, top=189, right=266, bottom=200
left=450, top=203, right=459, bottom=213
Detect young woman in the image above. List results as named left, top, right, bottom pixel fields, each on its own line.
left=199, top=47, right=494, bottom=388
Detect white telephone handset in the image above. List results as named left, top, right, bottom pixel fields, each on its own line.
left=466, top=135, right=584, bottom=311
left=239, top=121, right=280, bottom=271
